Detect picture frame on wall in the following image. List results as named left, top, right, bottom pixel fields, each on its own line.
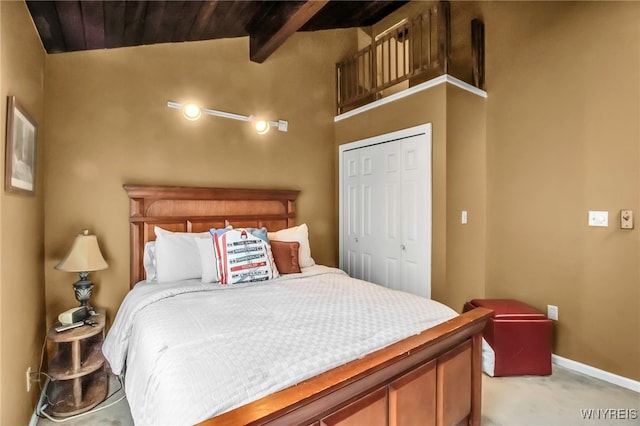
left=5, top=96, right=37, bottom=195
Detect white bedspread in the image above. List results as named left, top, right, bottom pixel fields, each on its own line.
left=102, top=266, right=457, bottom=425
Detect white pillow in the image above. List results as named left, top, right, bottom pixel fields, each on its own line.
left=268, top=223, right=315, bottom=268
left=143, top=241, right=157, bottom=281
left=195, top=237, right=219, bottom=283
left=154, top=227, right=211, bottom=282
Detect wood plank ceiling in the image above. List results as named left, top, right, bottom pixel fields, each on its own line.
left=26, top=0, right=409, bottom=63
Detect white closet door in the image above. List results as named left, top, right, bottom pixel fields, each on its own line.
left=372, top=141, right=402, bottom=291
left=340, top=124, right=432, bottom=299
left=399, top=136, right=431, bottom=298
left=343, top=148, right=363, bottom=280
left=356, top=147, right=376, bottom=282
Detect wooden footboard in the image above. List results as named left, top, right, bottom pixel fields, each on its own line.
left=200, top=307, right=492, bottom=426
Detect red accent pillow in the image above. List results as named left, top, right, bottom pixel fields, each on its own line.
left=270, top=241, right=301, bottom=274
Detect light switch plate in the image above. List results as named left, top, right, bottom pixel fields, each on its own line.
left=621, top=210, right=634, bottom=229
left=588, top=211, right=608, bottom=227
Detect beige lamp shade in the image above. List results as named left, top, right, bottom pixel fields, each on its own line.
left=55, top=230, right=108, bottom=272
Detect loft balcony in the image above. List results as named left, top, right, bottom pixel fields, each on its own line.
left=336, top=1, right=485, bottom=115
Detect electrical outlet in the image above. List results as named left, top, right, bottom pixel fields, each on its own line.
left=588, top=211, right=608, bottom=227
left=547, top=305, right=558, bottom=321
left=26, top=367, right=31, bottom=392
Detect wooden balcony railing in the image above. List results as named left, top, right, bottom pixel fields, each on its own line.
left=336, top=1, right=484, bottom=114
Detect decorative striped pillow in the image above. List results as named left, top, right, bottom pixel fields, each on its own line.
left=213, top=229, right=279, bottom=284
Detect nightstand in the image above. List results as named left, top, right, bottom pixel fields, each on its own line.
left=45, top=308, right=108, bottom=417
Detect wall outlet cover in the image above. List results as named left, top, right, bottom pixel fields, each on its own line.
left=588, top=211, right=608, bottom=227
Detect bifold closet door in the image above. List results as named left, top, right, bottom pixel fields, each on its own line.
left=343, top=142, right=402, bottom=287
left=341, top=126, right=431, bottom=299
left=343, top=146, right=380, bottom=282
left=397, top=133, right=431, bottom=298
left=343, top=147, right=363, bottom=280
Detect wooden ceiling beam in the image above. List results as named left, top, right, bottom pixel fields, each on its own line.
left=25, top=1, right=67, bottom=53
left=80, top=1, right=105, bottom=49
left=54, top=0, right=86, bottom=51
left=123, top=1, right=148, bottom=47
left=249, top=0, right=329, bottom=64
left=187, top=1, right=219, bottom=41
left=104, top=1, right=126, bottom=49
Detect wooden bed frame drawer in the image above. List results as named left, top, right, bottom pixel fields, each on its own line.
left=389, top=359, right=437, bottom=426
left=321, top=387, right=388, bottom=426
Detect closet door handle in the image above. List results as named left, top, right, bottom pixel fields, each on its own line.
left=401, top=244, right=406, bottom=251
left=355, top=237, right=359, bottom=243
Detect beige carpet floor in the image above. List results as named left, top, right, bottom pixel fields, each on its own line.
left=34, top=365, right=639, bottom=425
left=482, top=365, right=639, bottom=426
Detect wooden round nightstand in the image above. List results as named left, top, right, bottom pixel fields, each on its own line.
left=45, top=308, right=108, bottom=417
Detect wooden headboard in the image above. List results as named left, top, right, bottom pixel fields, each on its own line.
left=124, top=184, right=300, bottom=287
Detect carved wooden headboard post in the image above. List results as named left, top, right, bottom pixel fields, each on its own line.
left=123, top=185, right=300, bottom=288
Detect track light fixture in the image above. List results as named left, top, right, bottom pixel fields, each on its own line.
left=167, top=101, right=288, bottom=134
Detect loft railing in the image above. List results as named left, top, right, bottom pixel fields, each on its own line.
left=336, top=1, right=484, bottom=114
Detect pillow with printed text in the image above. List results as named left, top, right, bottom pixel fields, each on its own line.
left=214, top=228, right=279, bottom=284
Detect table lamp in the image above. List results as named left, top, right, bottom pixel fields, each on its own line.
left=55, top=229, right=108, bottom=311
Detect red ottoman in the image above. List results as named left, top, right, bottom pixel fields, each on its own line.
left=463, top=299, right=552, bottom=376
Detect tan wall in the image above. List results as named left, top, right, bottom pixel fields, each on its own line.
left=43, top=31, right=356, bottom=326
left=335, top=84, right=450, bottom=303
left=1, top=8, right=634, bottom=425
left=445, top=85, right=486, bottom=312
left=334, top=84, right=487, bottom=309
left=482, top=1, right=640, bottom=379
left=0, top=1, right=47, bottom=423
left=338, top=0, right=639, bottom=381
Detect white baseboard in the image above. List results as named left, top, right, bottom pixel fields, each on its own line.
left=552, top=354, right=640, bottom=393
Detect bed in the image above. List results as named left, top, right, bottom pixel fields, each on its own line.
left=103, top=184, right=492, bottom=426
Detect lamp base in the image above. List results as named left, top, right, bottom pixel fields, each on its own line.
left=73, top=272, right=94, bottom=311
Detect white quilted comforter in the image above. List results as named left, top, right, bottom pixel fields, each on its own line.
left=102, top=266, right=457, bottom=425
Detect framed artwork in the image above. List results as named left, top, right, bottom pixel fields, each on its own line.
left=5, top=96, right=37, bottom=195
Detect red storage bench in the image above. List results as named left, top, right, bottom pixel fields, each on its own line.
left=463, top=299, right=553, bottom=376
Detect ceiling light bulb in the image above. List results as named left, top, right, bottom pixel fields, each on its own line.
left=255, top=120, right=270, bottom=135
left=183, top=104, right=201, bottom=120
